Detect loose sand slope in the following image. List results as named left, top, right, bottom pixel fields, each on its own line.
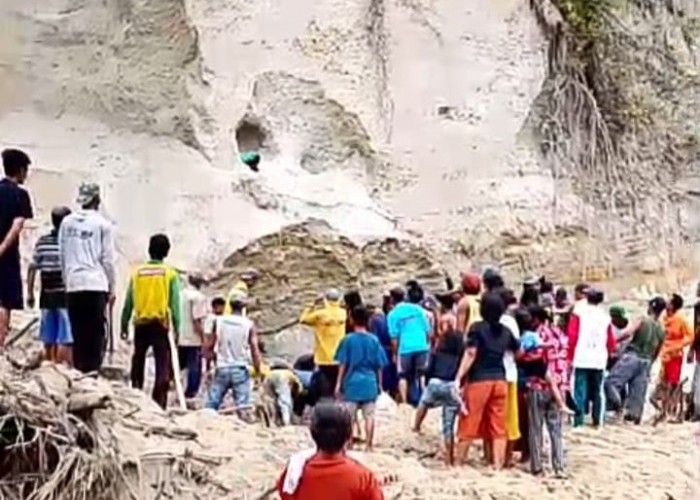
left=166, top=403, right=697, bottom=500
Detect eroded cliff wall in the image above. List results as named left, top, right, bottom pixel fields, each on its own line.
left=1, top=0, right=698, bottom=288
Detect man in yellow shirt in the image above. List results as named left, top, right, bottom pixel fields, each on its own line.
left=120, top=234, right=181, bottom=409
left=300, top=288, right=347, bottom=403
left=224, top=268, right=259, bottom=314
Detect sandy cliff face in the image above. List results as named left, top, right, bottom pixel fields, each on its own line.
left=1, top=0, right=698, bottom=288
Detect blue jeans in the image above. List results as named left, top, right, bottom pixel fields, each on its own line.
left=40, top=308, right=73, bottom=345
left=178, top=346, right=202, bottom=399
left=419, top=378, right=461, bottom=438
left=206, top=365, right=251, bottom=410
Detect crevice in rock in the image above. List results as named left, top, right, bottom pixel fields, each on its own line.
left=366, top=0, right=394, bottom=141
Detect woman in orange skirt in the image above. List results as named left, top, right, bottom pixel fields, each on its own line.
left=455, top=292, right=521, bottom=469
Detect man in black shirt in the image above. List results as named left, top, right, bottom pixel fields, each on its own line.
left=0, top=149, right=33, bottom=349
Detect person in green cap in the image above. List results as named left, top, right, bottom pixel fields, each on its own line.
left=241, top=151, right=261, bottom=172
left=604, top=297, right=667, bottom=424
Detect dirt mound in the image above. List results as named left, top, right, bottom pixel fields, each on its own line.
left=208, top=219, right=447, bottom=335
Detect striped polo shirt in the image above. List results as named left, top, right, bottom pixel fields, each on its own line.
left=31, top=231, right=67, bottom=309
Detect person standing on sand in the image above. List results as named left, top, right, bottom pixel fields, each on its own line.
left=203, top=296, right=226, bottom=372
left=205, top=295, right=262, bottom=415
left=301, top=288, right=347, bottom=404
left=688, top=285, right=700, bottom=421
left=388, top=285, right=431, bottom=404
left=553, top=287, right=570, bottom=330
left=120, top=234, right=181, bottom=409
left=368, top=297, right=398, bottom=397
left=59, top=183, right=115, bottom=373
left=177, top=274, right=208, bottom=400
left=27, top=207, right=73, bottom=364
left=605, top=297, right=666, bottom=424
left=224, top=268, right=259, bottom=314
left=653, top=294, right=692, bottom=412
left=413, top=298, right=465, bottom=466
left=520, top=277, right=540, bottom=308
left=454, top=292, right=520, bottom=469
left=455, top=273, right=481, bottom=333
left=335, top=305, right=388, bottom=451
left=276, top=402, right=384, bottom=500
left=0, top=149, right=34, bottom=350
left=522, top=306, right=570, bottom=477
left=498, top=288, right=521, bottom=467
left=567, top=288, right=616, bottom=428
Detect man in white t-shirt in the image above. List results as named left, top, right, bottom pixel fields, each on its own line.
left=204, top=296, right=262, bottom=415
left=178, top=274, right=209, bottom=399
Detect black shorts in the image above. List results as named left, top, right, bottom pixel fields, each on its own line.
left=0, top=257, right=23, bottom=310
left=67, top=291, right=107, bottom=373
left=309, top=365, right=339, bottom=405
left=398, top=351, right=429, bottom=380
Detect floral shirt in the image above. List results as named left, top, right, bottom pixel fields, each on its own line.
left=526, top=323, right=569, bottom=393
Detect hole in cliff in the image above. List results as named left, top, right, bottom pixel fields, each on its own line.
left=236, top=115, right=275, bottom=172
left=236, top=116, right=269, bottom=152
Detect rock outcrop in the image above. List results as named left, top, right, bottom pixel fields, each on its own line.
left=208, top=219, right=445, bottom=331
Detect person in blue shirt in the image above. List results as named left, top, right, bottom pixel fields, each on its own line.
left=387, top=283, right=432, bottom=404
left=334, top=304, right=388, bottom=451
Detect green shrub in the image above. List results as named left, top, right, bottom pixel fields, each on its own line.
left=556, top=0, right=617, bottom=40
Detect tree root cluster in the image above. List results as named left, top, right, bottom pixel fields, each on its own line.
left=0, top=349, right=224, bottom=500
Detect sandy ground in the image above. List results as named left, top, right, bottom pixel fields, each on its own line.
left=113, top=395, right=697, bottom=500
left=8, top=290, right=700, bottom=500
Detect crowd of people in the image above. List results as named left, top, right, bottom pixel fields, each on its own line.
left=2, top=148, right=700, bottom=499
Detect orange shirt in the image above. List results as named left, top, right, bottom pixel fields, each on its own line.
left=662, top=312, right=692, bottom=361
left=277, top=455, right=384, bottom=500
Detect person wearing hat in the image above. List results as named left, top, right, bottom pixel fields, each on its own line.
left=300, top=288, right=347, bottom=404
left=0, top=149, right=34, bottom=350
left=59, top=182, right=116, bottom=373
left=27, top=206, right=73, bottom=364
left=121, top=234, right=181, bottom=409
left=224, top=268, right=259, bottom=315
left=205, top=293, right=262, bottom=415
left=605, top=297, right=666, bottom=424
left=566, top=287, right=616, bottom=427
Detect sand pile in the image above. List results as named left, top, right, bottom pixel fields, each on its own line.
left=1, top=339, right=696, bottom=500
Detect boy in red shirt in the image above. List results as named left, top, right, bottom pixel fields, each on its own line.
left=277, top=402, right=384, bottom=500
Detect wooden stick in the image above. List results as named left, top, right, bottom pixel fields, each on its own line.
left=167, top=329, right=187, bottom=410
left=6, top=316, right=39, bottom=347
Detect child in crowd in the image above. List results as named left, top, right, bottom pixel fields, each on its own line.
left=413, top=294, right=467, bottom=465
left=335, top=305, right=388, bottom=451
left=27, top=207, right=73, bottom=365
left=519, top=308, right=572, bottom=415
